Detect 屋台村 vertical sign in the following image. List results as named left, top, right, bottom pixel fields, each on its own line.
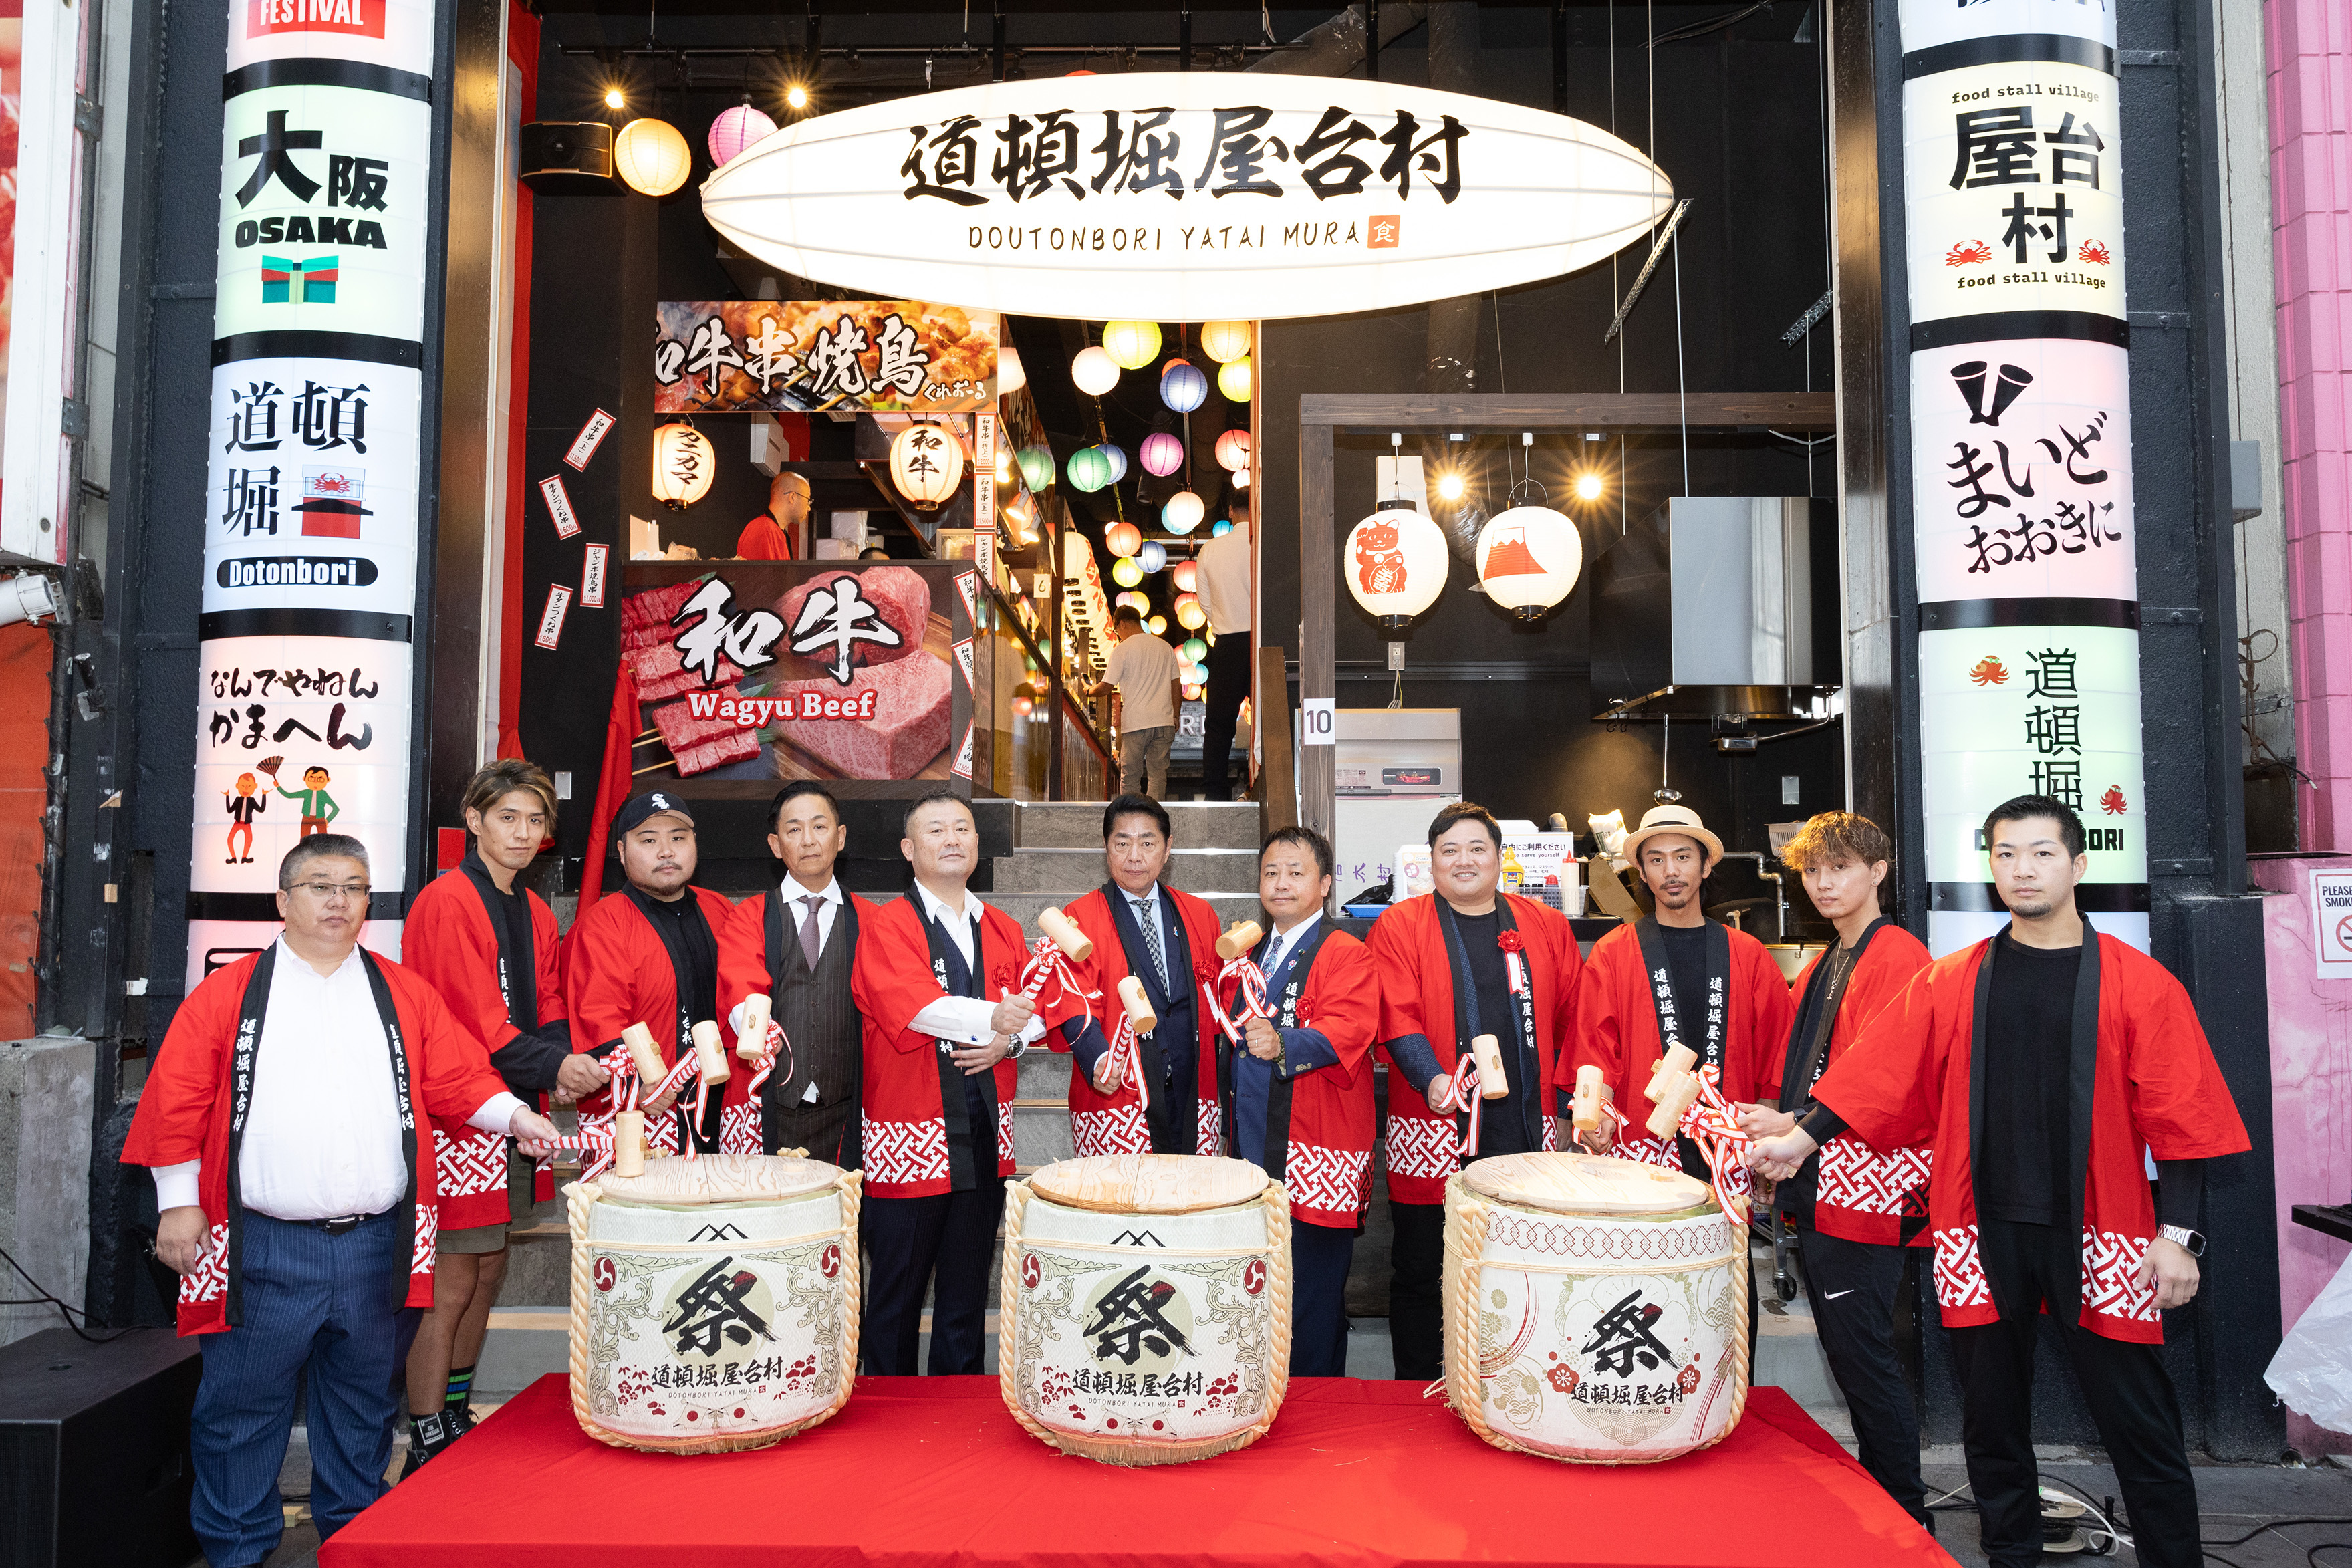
left=186, top=0, right=438, bottom=983
left=1898, top=0, right=2147, bottom=953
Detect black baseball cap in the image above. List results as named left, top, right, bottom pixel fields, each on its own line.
left=612, top=790, right=696, bottom=841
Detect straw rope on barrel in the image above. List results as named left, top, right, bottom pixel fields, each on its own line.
left=999, top=1153, right=1293, bottom=1466
left=565, top=1153, right=862, bottom=1455
left=1438, top=1152, right=1750, bottom=1465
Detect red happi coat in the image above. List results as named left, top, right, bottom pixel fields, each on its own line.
left=1370, top=893, right=1581, bottom=1205
left=1551, top=920, right=1795, bottom=1168
left=1054, top=884, right=1228, bottom=1158
left=851, top=893, right=1080, bottom=1198
left=1762, top=921, right=1934, bottom=1247
left=1815, top=928, right=2250, bottom=1343
left=561, top=884, right=745, bottom=1155
left=1246, top=924, right=1380, bottom=1229
left=403, top=864, right=569, bottom=1226
left=122, top=945, right=510, bottom=1335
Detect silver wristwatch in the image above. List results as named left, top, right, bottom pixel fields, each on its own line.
left=2158, top=1224, right=2206, bottom=1257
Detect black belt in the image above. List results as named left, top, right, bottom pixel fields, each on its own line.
left=301, top=1211, right=380, bottom=1236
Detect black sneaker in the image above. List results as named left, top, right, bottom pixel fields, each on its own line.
left=400, top=1410, right=452, bottom=1478
left=446, top=1404, right=476, bottom=1440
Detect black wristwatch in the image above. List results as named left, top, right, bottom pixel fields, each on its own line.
left=2158, top=1224, right=2206, bottom=1258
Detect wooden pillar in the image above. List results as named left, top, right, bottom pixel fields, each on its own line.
left=1299, top=421, right=1335, bottom=863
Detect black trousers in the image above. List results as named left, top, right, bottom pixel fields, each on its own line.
left=1200, top=633, right=1252, bottom=801
left=1950, top=1218, right=2200, bottom=1568
left=1390, top=1202, right=1444, bottom=1382
left=764, top=1095, right=858, bottom=1166
left=862, top=1183, right=1007, bottom=1376
left=1291, top=1220, right=1356, bottom=1377
left=1796, top=1226, right=1927, bottom=1521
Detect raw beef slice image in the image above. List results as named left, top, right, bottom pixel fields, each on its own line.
left=777, top=652, right=952, bottom=778
left=649, top=694, right=759, bottom=777
left=630, top=639, right=742, bottom=702
left=773, top=566, right=930, bottom=672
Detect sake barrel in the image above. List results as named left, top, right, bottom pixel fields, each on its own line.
left=567, top=1152, right=861, bottom=1454
left=1441, top=1152, right=1748, bottom=1464
left=999, top=1153, right=1290, bottom=1466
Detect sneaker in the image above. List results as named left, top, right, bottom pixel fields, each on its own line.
left=446, top=1404, right=476, bottom=1440
left=400, top=1410, right=452, bottom=1478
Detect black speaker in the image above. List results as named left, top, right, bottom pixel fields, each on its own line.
left=0, top=1326, right=200, bottom=1568
left=520, top=121, right=618, bottom=194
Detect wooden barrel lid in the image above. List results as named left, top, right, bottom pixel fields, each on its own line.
left=1462, top=1152, right=1712, bottom=1215
left=1029, top=1153, right=1269, bottom=1214
left=598, top=1153, right=841, bottom=1208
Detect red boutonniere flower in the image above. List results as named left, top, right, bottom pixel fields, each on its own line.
left=1498, top=931, right=1527, bottom=955
left=992, top=964, right=1017, bottom=991
left=1194, top=960, right=1214, bottom=984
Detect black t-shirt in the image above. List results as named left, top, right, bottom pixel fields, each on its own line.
left=1454, top=909, right=1532, bottom=1156
left=1979, top=930, right=2081, bottom=1226
left=643, top=891, right=721, bottom=1027
left=1657, top=922, right=1716, bottom=1182
left=484, top=874, right=540, bottom=1033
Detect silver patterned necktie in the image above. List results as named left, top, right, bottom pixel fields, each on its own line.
left=1133, top=894, right=1168, bottom=995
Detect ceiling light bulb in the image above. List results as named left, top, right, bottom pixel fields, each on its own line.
left=785, top=83, right=810, bottom=110
left=604, top=87, right=626, bottom=109
left=1575, top=471, right=1605, bottom=502
left=1437, top=472, right=1466, bottom=502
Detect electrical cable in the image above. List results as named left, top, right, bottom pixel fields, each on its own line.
left=0, top=1241, right=146, bottom=1344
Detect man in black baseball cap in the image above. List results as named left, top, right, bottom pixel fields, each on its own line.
left=560, top=791, right=739, bottom=1152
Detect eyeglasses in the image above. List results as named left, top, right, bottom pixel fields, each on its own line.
left=289, top=882, right=370, bottom=902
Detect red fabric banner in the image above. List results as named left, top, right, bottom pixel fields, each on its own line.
left=325, top=1377, right=1949, bottom=1568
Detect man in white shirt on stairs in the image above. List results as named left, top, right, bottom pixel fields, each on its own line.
left=1102, top=606, right=1182, bottom=799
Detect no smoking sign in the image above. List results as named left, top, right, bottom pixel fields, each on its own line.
left=2311, top=870, right=2352, bottom=979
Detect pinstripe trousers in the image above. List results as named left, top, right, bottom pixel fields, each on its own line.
left=190, top=1208, right=418, bottom=1567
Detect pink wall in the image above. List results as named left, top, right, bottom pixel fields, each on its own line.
left=2247, top=858, right=2352, bottom=1454
left=2271, top=1, right=2352, bottom=848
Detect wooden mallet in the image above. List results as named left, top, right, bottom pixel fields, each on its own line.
left=1216, top=920, right=1264, bottom=962
left=1571, top=1064, right=1607, bottom=1132
left=620, top=1022, right=667, bottom=1093
left=1644, top=1043, right=1698, bottom=1104
left=735, top=993, right=774, bottom=1063
left=1036, top=905, right=1094, bottom=960
left=691, top=1019, right=730, bottom=1086
left=1645, top=1045, right=1704, bottom=1140
left=612, top=1021, right=668, bottom=1178
left=1467, top=1032, right=1511, bottom=1100
left=1116, top=974, right=1158, bottom=1036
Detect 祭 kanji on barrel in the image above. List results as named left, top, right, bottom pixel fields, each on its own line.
left=1000, top=1153, right=1291, bottom=1465
left=1440, top=1152, right=1750, bottom=1463
left=567, top=1152, right=861, bottom=1454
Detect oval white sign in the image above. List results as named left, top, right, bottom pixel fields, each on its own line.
left=702, top=73, right=1675, bottom=321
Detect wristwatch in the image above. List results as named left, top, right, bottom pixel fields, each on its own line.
left=2158, top=1224, right=2206, bottom=1257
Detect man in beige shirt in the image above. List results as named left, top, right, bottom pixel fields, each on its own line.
left=1103, top=607, right=1182, bottom=799
left=1192, top=507, right=1253, bottom=800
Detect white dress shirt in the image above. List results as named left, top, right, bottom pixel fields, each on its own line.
left=1121, top=882, right=1168, bottom=985
left=908, top=879, right=1047, bottom=1049
left=1261, top=913, right=1323, bottom=989
left=152, top=938, right=525, bottom=1220
left=727, top=872, right=847, bottom=1103
left=1193, top=525, right=1253, bottom=636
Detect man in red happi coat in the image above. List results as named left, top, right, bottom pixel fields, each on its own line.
left=399, top=760, right=606, bottom=1469
left=124, top=835, right=557, bottom=1567
left=1052, top=794, right=1228, bottom=1158
left=1750, top=795, right=2250, bottom=1568
left=1371, top=801, right=1580, bottom=1381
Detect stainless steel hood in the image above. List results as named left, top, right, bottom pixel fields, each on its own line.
left=1589, top=496, right=1842, bottom=719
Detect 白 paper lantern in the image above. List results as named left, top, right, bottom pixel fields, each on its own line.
left=1201, top=321, right=1252, bottom=363
left=1138, top=541, right=1168, bottom=573
left=1214, top=429, right=1253, bottom=472
left=1072, top=346, right=1120, bottom=396
left=1231, top=467, right=1251, bottom=491
left=1218, top=356, right=1253, bottom=403
left=1148, top=614, right=1168, bottom=635
left=650, top=422, right=715, bottom=510
left=1162, top=491, right=1205, bottom=534
left=1210, top=519, right=1233, bottom=537
left=1476, top=505, right=1584, bottom=620
left=889, top=421, right=965, bottom=509
left=1160, top=360, right=1208, bottom=412
left=1345, top=503, right=1448, bottom=629
left=1172, top=561, right=1198, bottom=593
left=1111, top=557, right=1144, bottom=589
left=1182, top=637, right=1208, bottom=663
left=1176, top=600, right=1206, bottom=631
left=1105, top=521, right=1142, bottom=557
left=1065, top=446, right=1113, bottom=494
left=997, top=345, right=1027, bottom=396
left=1099, top=444, right=1129, bottom=484
left=615, top=118, right=692, bottom=197
left=1140, top=432, right=1184, bottom=477
left=707, top=104, right=779, bottom=167
left=1101, top=321, right=1162, bottom=370
left=1017, top=446, right=1055, bottom=492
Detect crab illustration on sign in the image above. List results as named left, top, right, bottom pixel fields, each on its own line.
left=1946, top=240, right=1992, bottom=267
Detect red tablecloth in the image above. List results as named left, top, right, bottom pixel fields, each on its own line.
left=324, top=1376, right=1954, bottom=1568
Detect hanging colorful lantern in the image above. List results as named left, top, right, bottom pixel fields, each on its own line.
left=1210, top=519, right=1233, bottom=537
left=1160, top=360, right=1208, bottom=413
left=1345, top=502, right=1449, bottom=629
left=1017, top=445, right=1055, bottom=492
left=1120, top=590, right=1150, bottom=612
left=1162, top=491, right=1205, bottom=534
left=1099, top=443, right=1129, bottom=484
left=1105, top=521, right=1143, bottom=557
left=1111, top=557, right=1144, bottom=589
left=1172, top=560, right=1198, bottom=593
left=888, top=420, right=965, bottom=509
left=1138, top=541, right=1168, bottom=573
left=1101, top=320, right=1162, bottom=370
left=1181, top=636, right=1208, bottom=663
left=707, top=104, right=779, bottom=167
left=1176, top=600, right=1206, bottom=631
left=1217, top=356, right=1253, bottom=403
left=1147, top=614, right=1168, bottom=635
left=997, top=344, right=1027, bottom=396
left=1065, top=445, right=1113, bottom=494
left=1214, top=428, right=1253, bottom=473
left=1232, top=467, right=1252, bottom=491
left=1140, top=432, right=1184, bottom=477
left=1476, top=505, right=1584, bottom=620
left=650, top=422, right=716, bottom=511
left=614, top=118, right=692, bottom=197
left=1072, top=346, right=1120, bottom=396
left=1200, top=321, right=1252, bottom=364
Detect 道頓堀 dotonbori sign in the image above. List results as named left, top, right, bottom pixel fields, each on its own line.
left=701, top=74, right=1675, bottom=321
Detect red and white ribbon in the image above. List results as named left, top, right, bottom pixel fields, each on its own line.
left=1205, top=956, right=1271, bottom=1045
left=1101, top=1011, right=1149, bottom=1112
left=1438, top=1057, right=1484, bottom=1158
left=1674, top=1063, right=1755, bottom=1218
left=1017, top=935, right=1097, bottom=1019
left=742, top=1020, right=793, bottom=1103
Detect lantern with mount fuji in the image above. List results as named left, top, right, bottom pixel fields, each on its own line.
left=1474, top=505, right=1581, bottom=621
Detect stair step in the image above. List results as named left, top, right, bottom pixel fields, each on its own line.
left=987, top=847, right=1262, bottom=895
left=1015, top=799, right=1263, bottom=850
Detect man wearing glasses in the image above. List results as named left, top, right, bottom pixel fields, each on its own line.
left=124, top=835, right=561, bottom=1568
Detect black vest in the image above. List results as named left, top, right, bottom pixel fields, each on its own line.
left=763, top=886, right=862, bottom=1110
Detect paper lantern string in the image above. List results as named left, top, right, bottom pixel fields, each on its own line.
left=1436, top=1057, right=1484, bottom=1159
left=1205, top=955, right=1271, bottom=1045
